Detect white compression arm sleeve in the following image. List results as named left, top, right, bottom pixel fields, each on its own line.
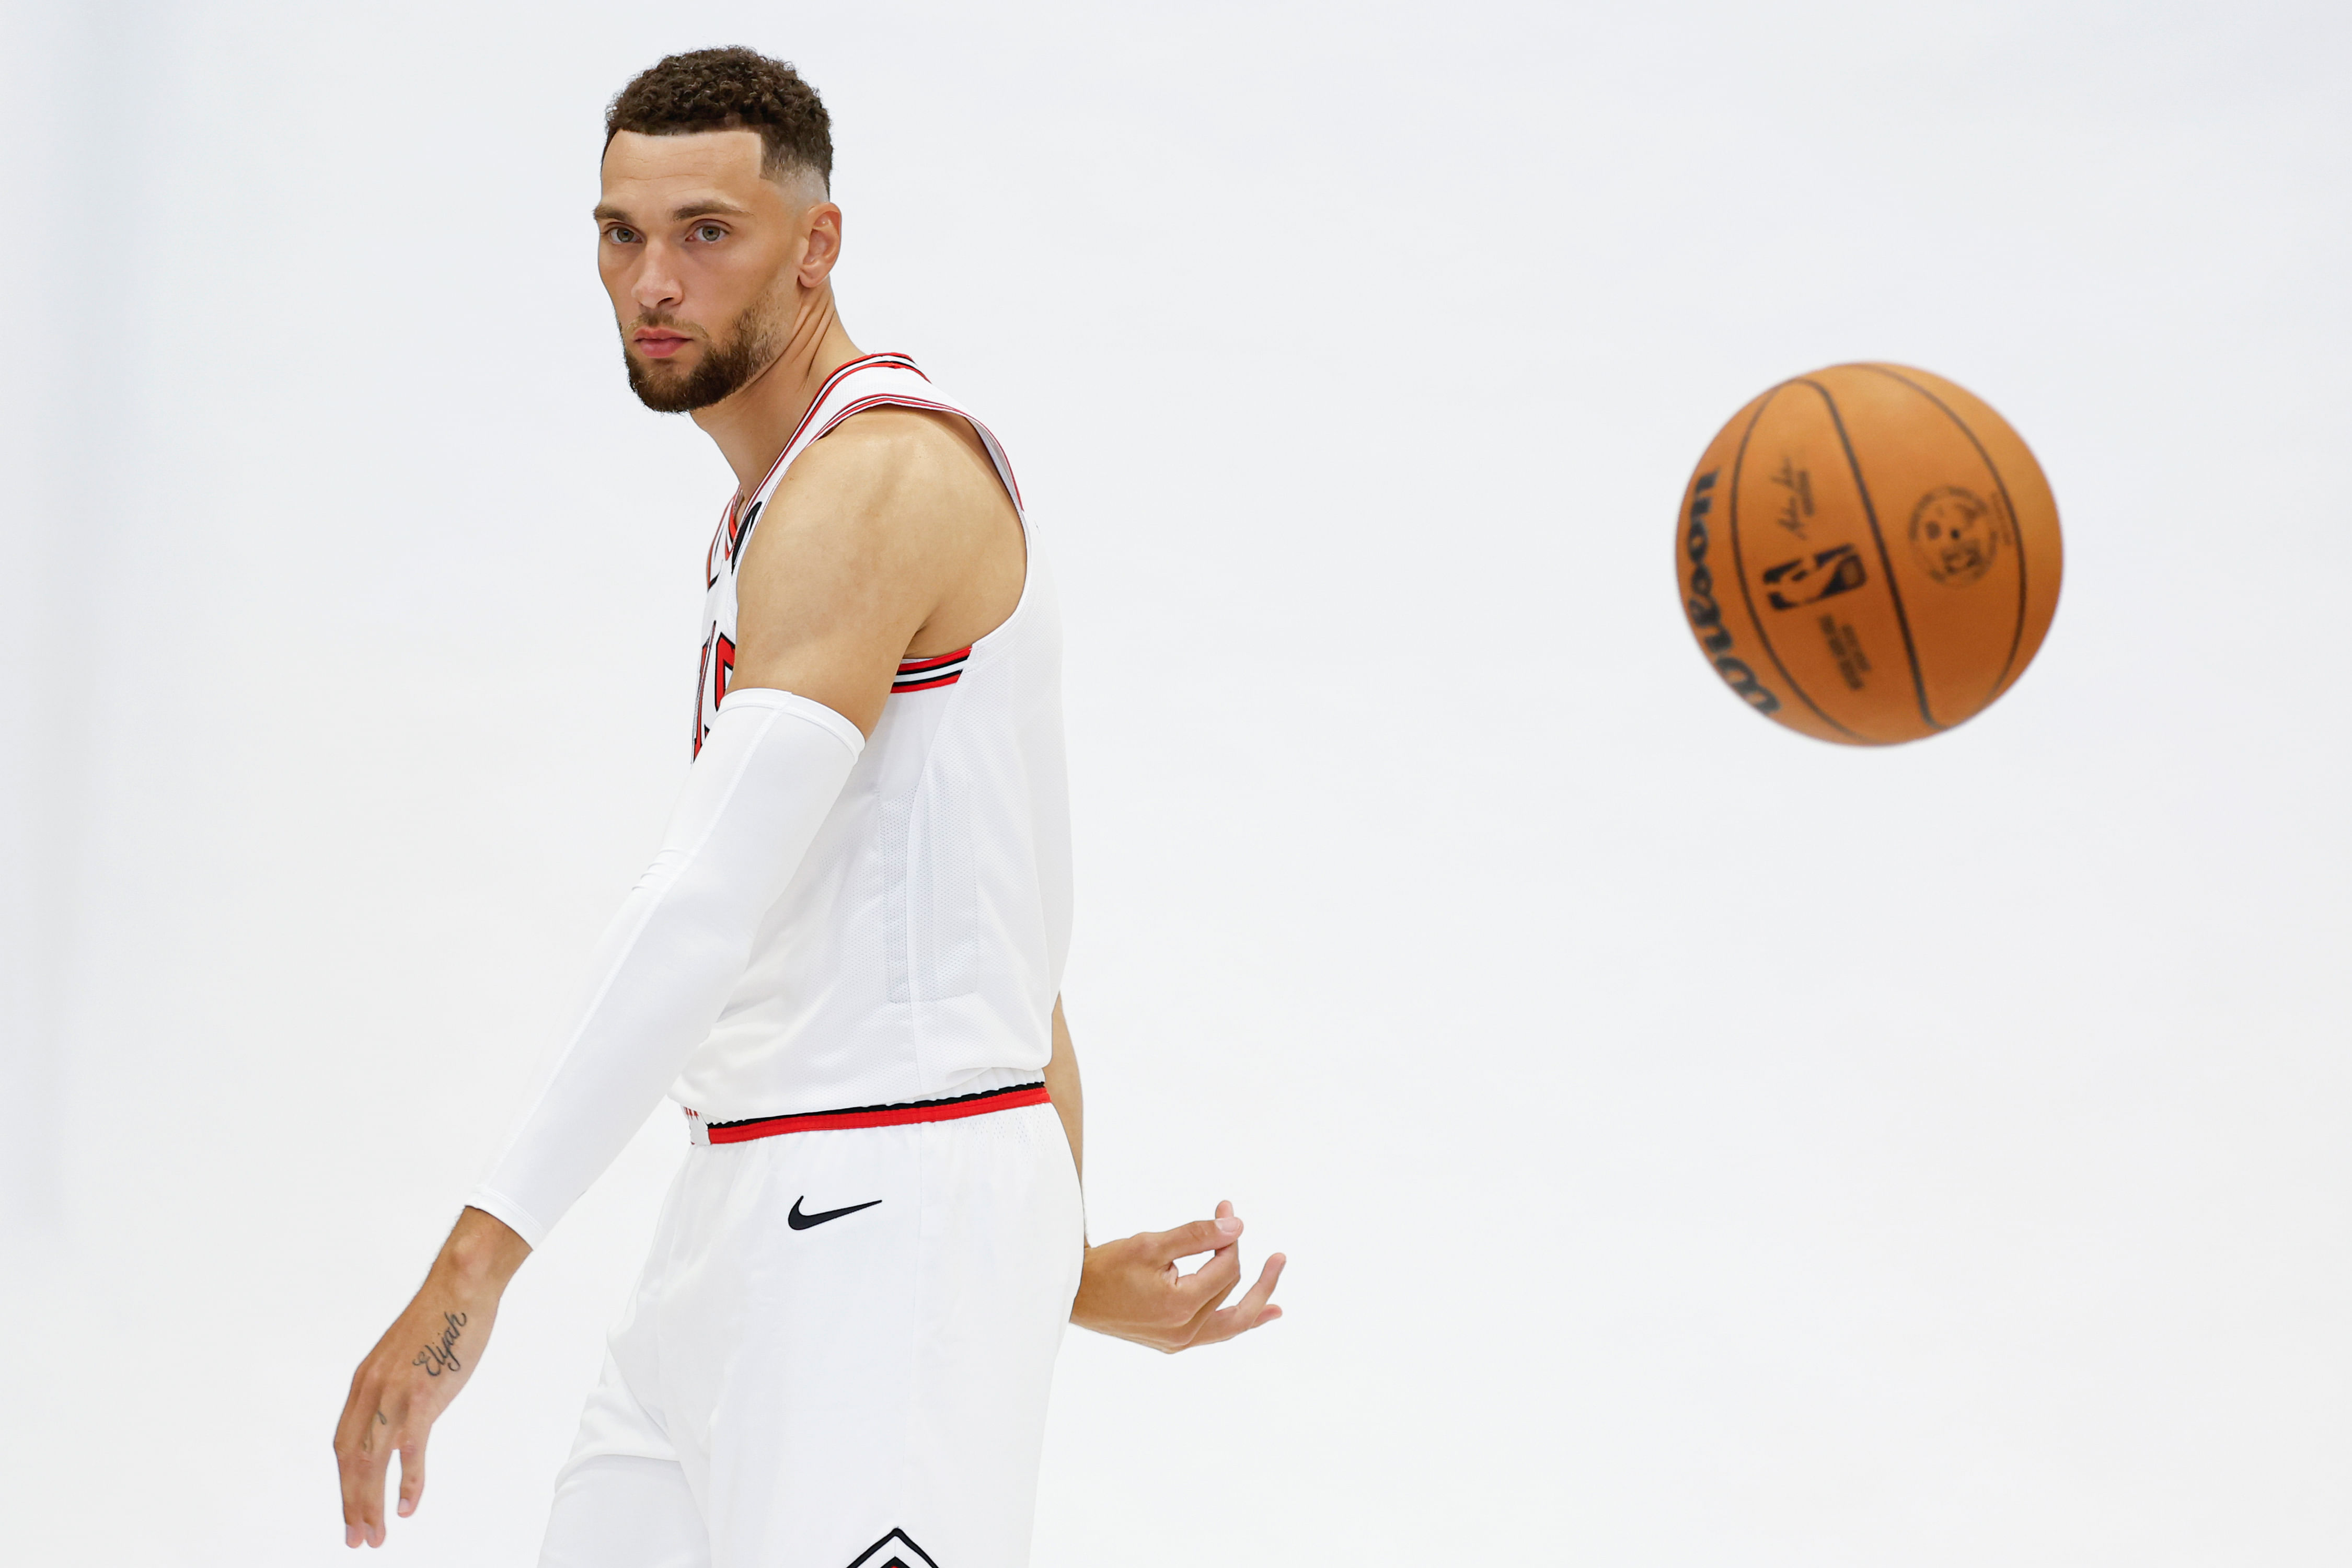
left=465, top=688, right=864, bottom=1248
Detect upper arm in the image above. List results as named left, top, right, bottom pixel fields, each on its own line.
left=727, top=409, right=1012, bottom=735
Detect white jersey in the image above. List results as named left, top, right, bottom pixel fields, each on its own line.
left=673, top=352, right=1072, bottom=1129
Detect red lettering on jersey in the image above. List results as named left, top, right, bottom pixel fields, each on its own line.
left=694, top=630, right=713, bottom=758
left=691, top=631, right=740, bottom=759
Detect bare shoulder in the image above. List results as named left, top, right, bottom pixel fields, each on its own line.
left=771, top=405, right=1012, bottom=543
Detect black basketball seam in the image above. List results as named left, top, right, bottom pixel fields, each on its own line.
left=1802, top=377, right=1941, bottom=731
left=1726, top=382, right=1861, bottom=740
left=1852, top=363, right=2034, bottom=705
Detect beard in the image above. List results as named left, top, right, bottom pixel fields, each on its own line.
left=621, top=295, right=786, bottom=413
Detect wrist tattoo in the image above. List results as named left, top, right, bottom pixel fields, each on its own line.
left=413, top=1311, right=469, bottom=1377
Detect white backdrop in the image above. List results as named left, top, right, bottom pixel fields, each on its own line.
left=3, top=1, right=2348, bottom=1563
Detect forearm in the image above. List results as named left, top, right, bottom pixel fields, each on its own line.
left=1044, top=996, right=1082, bottom=1182
left=469, top=690, right=862, bottom=1243
left=443, top=1206, right=532, bottom=1293
left=394, top=1209, right=531, bottom=1370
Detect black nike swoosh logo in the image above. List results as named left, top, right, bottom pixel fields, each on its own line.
left=788, top=1196, right=883, bottom=1231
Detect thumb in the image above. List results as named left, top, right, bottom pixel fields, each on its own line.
left=397, top=1428, right=429, bottom=1518
left=1151, top=1214, right=1243, bottom=1264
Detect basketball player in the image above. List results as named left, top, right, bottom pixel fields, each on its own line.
left=332, top=48, right=1283, bottom=1566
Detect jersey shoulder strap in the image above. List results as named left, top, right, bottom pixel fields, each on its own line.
left=712, top=352, right=1028, bottom=583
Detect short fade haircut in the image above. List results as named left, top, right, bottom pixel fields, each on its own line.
left=605, top=47, right=833, bottom=191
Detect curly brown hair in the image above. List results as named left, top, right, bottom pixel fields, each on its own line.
left=605, top=47, right=833, bottom=189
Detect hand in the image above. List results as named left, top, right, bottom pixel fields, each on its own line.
left=332, top=1208, right=530, bottom=1548
left=1071, top=1200, right=1285, bottom=1353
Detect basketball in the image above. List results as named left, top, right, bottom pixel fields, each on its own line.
left=1673, top=363, right=2062, bottom=745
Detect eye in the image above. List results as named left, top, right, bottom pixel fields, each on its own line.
left=605, top=225, right=639, bottom=245
left=693, top=223, right=726, bottom=243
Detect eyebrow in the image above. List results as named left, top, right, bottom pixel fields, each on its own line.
left=592, top=198, right=756, bottom=223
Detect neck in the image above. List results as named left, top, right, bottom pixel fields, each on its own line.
left=691, top=286, right=863, bottom=501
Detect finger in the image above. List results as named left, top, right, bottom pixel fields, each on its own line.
left=1165, top=1249, right=1276, bottom=1349
left=1168, top=1235, right=1243, bottom=1311
left=1194, top=1254, right=1284, bottom=1345
left=1200, top=1201, right=1241, bottom=1269
left=336, top=1387, right=393, bottom=1548
left=1170, top=1285, right=1229, bottom=1347
left=397, top=1427, right=428, bottom=1519
left=1182, top=1206, right=1244, bottom=1281
left=1194, top=1252, right=1287, bottom=1346
left=1144, top=1214, right=1244, bottom=1265
left=355, top=1436, right=388, bottom=1548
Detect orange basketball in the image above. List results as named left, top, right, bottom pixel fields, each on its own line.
left=1673, top=363, right=2062, bottom=744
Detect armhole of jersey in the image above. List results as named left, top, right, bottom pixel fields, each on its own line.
left=811, top=395, right=1034, bottom=668
left=733, top=366, right=1034, bottom=675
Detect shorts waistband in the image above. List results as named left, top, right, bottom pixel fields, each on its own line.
left=683, top=1081, right=1051, bottom=1147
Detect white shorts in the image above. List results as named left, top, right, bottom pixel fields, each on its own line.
left=537, top=1092, right=1084, bottom=1568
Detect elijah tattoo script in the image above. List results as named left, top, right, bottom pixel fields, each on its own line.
left=413, top=1311, right=469, bottom=1377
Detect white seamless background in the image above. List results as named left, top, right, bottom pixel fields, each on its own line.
left=2, top=2, right=2347, bottom=1564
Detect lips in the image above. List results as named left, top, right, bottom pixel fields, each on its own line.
left=634, top=330, right=692, bottom=360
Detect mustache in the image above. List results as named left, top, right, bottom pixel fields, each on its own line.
left=627, top=315, right=702, bottom=338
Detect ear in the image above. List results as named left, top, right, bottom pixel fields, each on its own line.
left=799, top=201, right=843, bottom=289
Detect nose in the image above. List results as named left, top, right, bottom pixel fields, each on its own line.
left=633, top=240, right=684, bottom=317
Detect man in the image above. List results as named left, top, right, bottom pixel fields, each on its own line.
left=333, top=48, right=1283, bottom=1567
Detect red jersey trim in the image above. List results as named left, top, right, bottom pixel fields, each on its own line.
left=697, top=1081, right=1049, bottom=1145
left=892, top=647, right=971, bottom=693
